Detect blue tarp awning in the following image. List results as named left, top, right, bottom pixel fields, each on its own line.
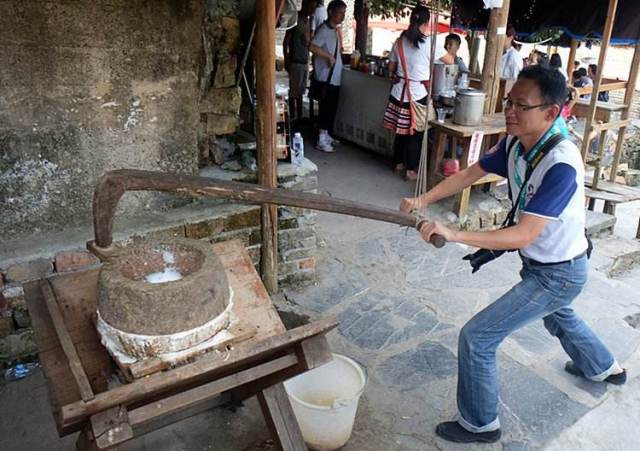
left=453, top=0, right=640, bottom=46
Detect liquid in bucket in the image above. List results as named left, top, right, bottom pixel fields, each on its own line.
left=284, top=354, right=366, bottom=450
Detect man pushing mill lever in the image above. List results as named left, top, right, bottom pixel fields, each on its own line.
left=400, top=65, right=626, bottom=444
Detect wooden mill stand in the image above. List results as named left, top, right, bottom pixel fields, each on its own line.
left=24, top=240, right=337, bottom=450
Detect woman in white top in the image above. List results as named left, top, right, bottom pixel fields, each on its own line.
left=501, top=25, right=522, bottom=92
left=383, top=5, right=453, bottom=181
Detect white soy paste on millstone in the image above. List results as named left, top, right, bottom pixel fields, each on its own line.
left=145, top=249, right=183, bottom=283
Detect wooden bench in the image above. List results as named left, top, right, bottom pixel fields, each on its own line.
left=584, top=176, right=640, bottom=238
left=572, top=99, right=627, bottom=123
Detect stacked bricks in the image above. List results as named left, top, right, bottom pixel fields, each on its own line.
left=165, top=164, right=319, bottom=284
left=0, top=251, right=99, bottom=366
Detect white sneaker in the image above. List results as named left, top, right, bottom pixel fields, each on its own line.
left=315, top=141, right=336, bottom=153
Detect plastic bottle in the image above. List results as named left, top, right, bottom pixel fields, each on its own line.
left=4, top=362, right=40, bottom=381
left=292, top=133, right=304, bottom=166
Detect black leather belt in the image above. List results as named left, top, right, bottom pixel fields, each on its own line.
left=522, top=251, right=587, bottom=266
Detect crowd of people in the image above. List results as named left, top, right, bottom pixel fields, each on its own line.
left=283, top=0, right=346, bottom=153
left=283, top=1, right=470, bottom=159
left=282, top=4, right=610, bottom=163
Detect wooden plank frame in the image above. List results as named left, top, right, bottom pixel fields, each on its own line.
left=40, top=279, right=95, bottom=402
left=25, top=240, right=338, bottom=451
left=61, top=316, right=337, bottom=433
left=580, top=0, right=619, bottom=160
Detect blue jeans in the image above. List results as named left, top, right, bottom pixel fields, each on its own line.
left=456, top=255, right=618, bottom=433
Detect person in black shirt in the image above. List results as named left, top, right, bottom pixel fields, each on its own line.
left=283, top=0, right=318, bottom=121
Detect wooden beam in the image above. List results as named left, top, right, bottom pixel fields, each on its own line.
left=609, top=43, right=640, bottom=182
left=481, top=0, right=511, bottom=114
left=354, top=0, right=369, bottom=54
left=591, top=130, right=609, bottom=190
left=468, top=31, right=481, bottom=75
left=60, top=318, right=338, bottom=431
left=568, top=39, right=578, bottom=83
left=90, top=406, right=133, bottom=449
left=255, top=0, right=279, bottom=294
left=590, top=119, right=631, bottom=133
left=128, top=354, right=298, bottom=436
left=580, top=0, right=619, bottom=160
left=258, top=383, right=307, bottom=451
left=40, top=280, right=95, bottom=402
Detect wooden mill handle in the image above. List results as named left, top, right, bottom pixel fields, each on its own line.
left=91, top=170, right=446, bottom=249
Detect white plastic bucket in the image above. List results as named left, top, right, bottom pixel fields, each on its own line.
left=284, top=353, right=367, bottom=450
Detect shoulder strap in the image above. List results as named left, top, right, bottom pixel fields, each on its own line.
left=397, top=38, right=412, bottom=98
left=505, top=137, right=519, bottom=204
left=525, top=133, right=564, bottom=180
left=503, top=133, right=565, bottom=226
left=324, top=25, right=339, bottom=84
left=396, top=38, right=417, bottom=132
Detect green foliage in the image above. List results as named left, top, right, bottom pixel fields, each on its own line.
left=521, top=27, right=564, bottom=44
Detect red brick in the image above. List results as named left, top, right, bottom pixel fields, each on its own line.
left=298, top=257, right=316, bottom=270
left=55, top=249, right=100, bottom=273
left=5, top=258, right=53, bottom=283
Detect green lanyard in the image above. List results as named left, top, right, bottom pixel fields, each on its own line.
left=512, top=123, right=562, bottom=211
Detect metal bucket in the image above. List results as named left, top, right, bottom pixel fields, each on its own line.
left=453, top=88, right=486, bottom=126
left=432, top=63, right=458, bottom=98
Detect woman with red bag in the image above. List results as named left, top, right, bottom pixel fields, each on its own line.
left=383, top=4, right=453, bottom=180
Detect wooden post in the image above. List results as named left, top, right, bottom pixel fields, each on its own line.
left=354, top=0, right=369, bottom=55
left=468, top=31, right=481, bottom=75
left=255, top=0, right=279, bottom=294
left=608, top=44, right=640, bottom=182
left=481, top=0, right=511, bottom=114
left=580, top=0, right=619, bottom=161
left=567, top=39, right=578, bottom=83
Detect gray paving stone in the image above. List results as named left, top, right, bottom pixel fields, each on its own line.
left=393, top=299, right=424, bottom=319
left=354, top=239, right=387, bottom=264
left=291, top=257, right=370, bottom=312
left=498, top=354, right=591, bottom=444
left=350, top=318, right=397, bottom=350
left=378, top=341, right=458, bottom=389
left=502, top=441, right=532, bottom=451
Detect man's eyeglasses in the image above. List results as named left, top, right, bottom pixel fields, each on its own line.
left=503, top=97, right=550, bottom=113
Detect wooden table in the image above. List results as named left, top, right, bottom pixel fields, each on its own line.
left=24, top=240, right=337, bottom=450
left=427, top=113, right=507, bottom=217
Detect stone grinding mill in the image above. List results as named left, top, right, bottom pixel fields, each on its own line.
left=90, top=169, right=445, bottom=364
left=20, top=169, right=446, bottom=450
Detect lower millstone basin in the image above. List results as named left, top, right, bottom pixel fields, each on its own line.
left=97, top=237, right=232, bottom=360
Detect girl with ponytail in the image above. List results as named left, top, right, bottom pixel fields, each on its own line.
left=383, top=4, right=454, bottom=181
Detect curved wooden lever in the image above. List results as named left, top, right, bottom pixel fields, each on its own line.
left=92, top=169, right=446, bottom=250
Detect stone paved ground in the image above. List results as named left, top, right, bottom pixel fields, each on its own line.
left=1, top=141, right=639, bottom=450
left=281, top=226, right=640, bottom=451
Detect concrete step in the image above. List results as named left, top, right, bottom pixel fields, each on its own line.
left=586, top=209, right=616, bottom=237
